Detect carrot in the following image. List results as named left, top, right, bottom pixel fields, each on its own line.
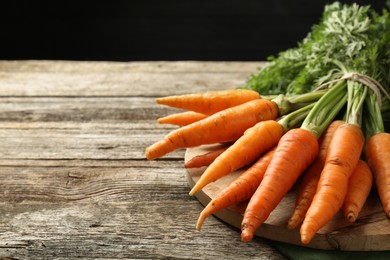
left=343, top=160, right=373, bottom=223
left=155, top=89, right=261, bottom=115
left=145, top=99, right=279, bottom=160
left=188, top=120, right=283, bottom=196
left=241, top=128, right=319, bottom=243
left=185, top=145, right=230, bottom=168
left=157, top=111, right=208, bottom=126
left=300, top=123, right=365, bottom=244
left=365, top=132, right=390, bottom=217
left=196, top=147, right=275, bottom=231
left=287, top=120, right=344, bottom=229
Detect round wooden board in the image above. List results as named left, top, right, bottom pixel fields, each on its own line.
left=185, top=144, right=390, bottom=251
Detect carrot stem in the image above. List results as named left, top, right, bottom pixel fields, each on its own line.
left=301, top=80, right=347, bottom=138
left=271, top=90, right=325, bottom=116
left=364, top=89, right=385, bottom=137
left=289, top=90, right=326, bottom=103
left=278, top=103, right=315, bottom=132
left=345, top=81, right=367, bottom=126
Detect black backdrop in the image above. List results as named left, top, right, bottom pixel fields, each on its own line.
left=0, top=0, right=384, bottom=61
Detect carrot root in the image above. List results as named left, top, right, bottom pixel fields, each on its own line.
left=185, top=145, right=229, bottom=168
left=157, top=111, right=208, bottom=126
left=196, top=148, right=275, bottom=231
left=365, top=132, right=390, bottom=217
left=287, top=165, right=321, bottom=230
left=241, top=128, right=319, bottom=242
left=156, top=89, right=261, bottom=115
left=287, top=120, right=344, bottom=229
left=300, top=123, right=364, bottom=244
left=342, top=160, right=373, bottom=223
left=347, top=211, right=357, bottom=223
left=145, top=99, right=279, bottom=160
left=189, top=120, right=283, bottom=196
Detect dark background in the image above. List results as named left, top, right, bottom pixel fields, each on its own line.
left=0, top=0, right=385, bottom=61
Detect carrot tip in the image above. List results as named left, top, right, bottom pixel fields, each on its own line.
left=195, top=212, right=206, bottom=230
left=300, top=232, right=312, bottom=245
left=188, top=188, right=196, bottom=196
left=347, top=212, right=357, bottom=223
left=241, top=229, right=254, bottom=243
left=287, top=219, right=298, bottom=230
left=189, top=181, right=203, bottom=196
left=145, top=149, right=153, bottom=160
left=196, top=221, right=203, bottom=232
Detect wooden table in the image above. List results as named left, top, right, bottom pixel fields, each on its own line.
left=0, top=60, right=285, bottom=259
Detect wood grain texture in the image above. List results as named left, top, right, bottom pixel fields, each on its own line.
left=0, top=60, right=263, bottom=96
left=0, top=60, right=285, bottom=259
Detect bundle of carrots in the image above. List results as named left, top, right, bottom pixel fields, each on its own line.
left=145, top=2, right=390, bottom=245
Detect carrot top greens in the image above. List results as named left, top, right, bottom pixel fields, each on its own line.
left=243, top=2, right=390, bottom=97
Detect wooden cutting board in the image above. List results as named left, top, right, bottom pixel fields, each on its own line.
left=185, top=144, right=390, bottom=251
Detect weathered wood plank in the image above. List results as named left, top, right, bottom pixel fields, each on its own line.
left=0, top=60, right=284, bottom=259
left=0, top=96, right=185, bottom=123
left=0, top=162, right=188, bottom=203
left=0, top=60, right=264, bottom=97
left=0, top=201, right=282, bottom=259
left=0, top=124, right=181, bottom=160
left=0, top=162, right=283, bottom=259
left=0, top=96, right=183, bottom=160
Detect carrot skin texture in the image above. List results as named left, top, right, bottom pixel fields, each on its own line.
left=156, top=89, right=261, bottom=115
left=145, top=99, right=279, bottom=160
left=300, top=123, right=365, bottom=245
left=241, top=128, right=319, bottom=243
left=196, top=148, right=275, bottom=231
left=157, top=111, right=208, bottom=126
left=365, top=132, right=390, bottom=217
left=287, top=162, right=322, bottom=230
left=189, top=120, right=283, bottom=196
left=343, top=160, right=373, bottom=223
left=185, top=145, right=229, bottom=168
left=288, top=120, right=344, bottom=229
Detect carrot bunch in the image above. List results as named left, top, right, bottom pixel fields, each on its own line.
left=146, top=79, right=388, bottom=245
left=145, top=2, right=390, bottom=247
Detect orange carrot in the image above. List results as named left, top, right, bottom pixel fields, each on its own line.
left=156, top=89, right=261, bottom=115
left=343, top=160, right=373, bottom=223
left=241, top=128, right=319, bottom=242
left=196, top=147, right=275, bottom=231
left=287, top=120, right=344, bottom=229
left=300, top=123, right=364, bottom=244
left=365, top=132, right=390, bottom=217
left=145, top=99, right=278, bottom=160
left=185, top=145, right=229, bottom=168
left=189, top=120, right=283, bottom=196
left=157, top=111, right=208, bottom=126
